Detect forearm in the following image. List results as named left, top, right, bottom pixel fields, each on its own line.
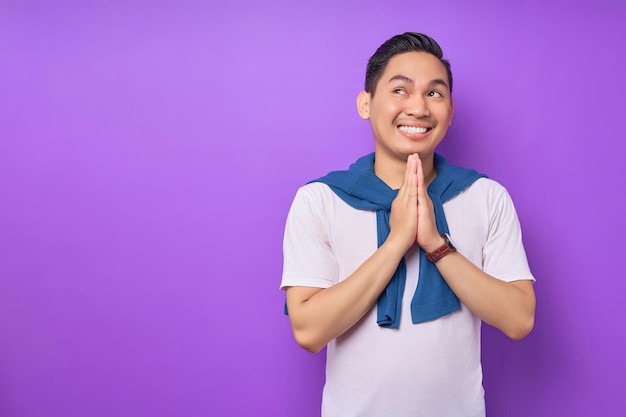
left=286, top=239, right=407, bottom=353
left=435, top=252, right=535, bottom=340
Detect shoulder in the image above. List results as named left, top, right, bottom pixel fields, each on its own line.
left=450, top=177, right=512, bottom=207
left=465, top=177, right=509, bottom=197
left=446, top=178, right=520, bottom=228
left=287, top=182, right=352, bottom=226
left=463, top=177, right=520, bottom=209
left=290, top=182, right=339, bottom=212
left=294, top=181, right=336, bottom=199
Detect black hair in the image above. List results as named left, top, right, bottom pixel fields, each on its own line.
left=364, top=32, right=453, bottom=96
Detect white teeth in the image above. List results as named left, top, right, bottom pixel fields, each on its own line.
left=399, top=126, right=428, bottom=134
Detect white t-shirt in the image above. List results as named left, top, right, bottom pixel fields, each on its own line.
left=281, top=178, right=534, bottom=417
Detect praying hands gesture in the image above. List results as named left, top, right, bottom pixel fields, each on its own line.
left=388, top=153, right=444, bottom=254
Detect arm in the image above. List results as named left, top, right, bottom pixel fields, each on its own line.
left=415, top=157, right=536, bottom=340
left=286, top=240, right=406, bottom=353
left=428, top=251, right=534, bottom=340
left=285, top=155, right=420, bottom=353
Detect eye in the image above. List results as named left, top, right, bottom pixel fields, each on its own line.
left=393, top=88, right=407, bottom=95
left=428, top=91, right=443, bottom=98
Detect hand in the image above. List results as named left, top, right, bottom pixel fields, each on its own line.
left=387, top=154, right=419, bottom=253
left=415, top=156, right=444, bottom=252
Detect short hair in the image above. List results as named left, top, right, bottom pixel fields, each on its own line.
left=364, top=32, right=453, bottom=96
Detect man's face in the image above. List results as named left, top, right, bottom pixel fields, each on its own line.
left=358, top=51, right=454, bottom=164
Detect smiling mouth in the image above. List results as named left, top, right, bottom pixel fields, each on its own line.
left=398, top=126, right=431, bottom=134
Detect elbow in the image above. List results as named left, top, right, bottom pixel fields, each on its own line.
left=292, top=329, right=327, bottom=354
left=504, top=315, right=535, bottom=341
left=299, top=342, right=326, bottom=354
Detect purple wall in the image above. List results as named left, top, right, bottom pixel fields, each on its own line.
left=1, top=1, right=625, bottom=416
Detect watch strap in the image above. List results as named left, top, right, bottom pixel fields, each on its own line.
left=426, top=234, right=456, bottom=263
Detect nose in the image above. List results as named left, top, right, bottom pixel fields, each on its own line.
left=405, top=94, right=430, bottom=118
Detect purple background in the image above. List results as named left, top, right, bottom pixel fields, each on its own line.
left=1, top=1, right=625, bottom=416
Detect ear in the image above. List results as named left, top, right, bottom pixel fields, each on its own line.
left=448, top=96, right=455, bottom=126
left=356, top=90, right=370, bottom=120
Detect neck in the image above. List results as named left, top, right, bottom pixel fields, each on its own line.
left=374, top=153, right=436, bottom=189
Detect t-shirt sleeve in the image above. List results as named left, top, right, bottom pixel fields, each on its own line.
left=483, top=185, right=535, bottom=283
left=280, top=185, right=339, bottom=290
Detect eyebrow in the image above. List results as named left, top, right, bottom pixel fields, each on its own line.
left=388, top=75, right=414, bottom=84
left=388, top=75, right=450, bottom=90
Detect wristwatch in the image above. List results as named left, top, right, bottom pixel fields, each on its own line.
left=426, top=234, right=457, bottom=263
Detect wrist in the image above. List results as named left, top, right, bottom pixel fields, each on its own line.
left=382, top=234, right=414, bottom=257
left=425, top=233, right=457, bottom=263
left=422, top=235, right=446, bottom=254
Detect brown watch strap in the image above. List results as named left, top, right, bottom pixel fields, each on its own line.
left=426, top=234, right=456, bottom=263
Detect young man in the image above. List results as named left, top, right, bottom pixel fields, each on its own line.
left=281, top=32, right=535, bottom=417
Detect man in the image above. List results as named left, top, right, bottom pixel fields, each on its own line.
left=281, top=32, right=535, bottom=417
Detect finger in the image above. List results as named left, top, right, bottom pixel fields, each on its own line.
left=415, top=155, right=427, bottom=201
left=397, top=155, right=412, bottom=200
left=408, top=154, right=418, bottom=201
left=415, top=154, right=423, bottom=184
